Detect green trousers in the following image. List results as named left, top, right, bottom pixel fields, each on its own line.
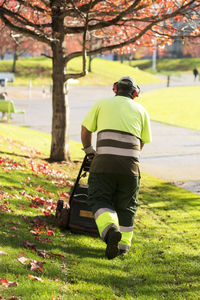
left=88, top=172, right=140, bottom=251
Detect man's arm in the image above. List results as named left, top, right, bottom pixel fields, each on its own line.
left=81, top=125, right=92, bottom=148
left=81, top=125, right=96, bottom=155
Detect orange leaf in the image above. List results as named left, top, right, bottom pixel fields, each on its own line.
left=28, top=274, right=43, bottom=282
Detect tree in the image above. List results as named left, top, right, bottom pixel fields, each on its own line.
left=0, top=0, right=199, bottom=161
left=0, top=26, right=14, bottom=59
left=0, top=25, right=51, bottom=71
left=183, top=37, right=200, bottom=57
left=10, top=33, right=51, bottom=73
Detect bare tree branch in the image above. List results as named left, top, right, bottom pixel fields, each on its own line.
left=65, top=0, right=92, bottom=80
left=15, top=0, right=48, bottom=13
left=0, top=6, right=51, bottom=30
left=0, top=13, right=53, bottom=45
left=65, top=0, right=198, bottom=34
left=42, top=52, right=53, bottom=59
left=65, top=0, right=143, bottom=34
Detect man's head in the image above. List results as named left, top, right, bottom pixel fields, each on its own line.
left=113, top=76, right=140, bottom=99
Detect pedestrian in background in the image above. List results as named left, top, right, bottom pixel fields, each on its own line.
left=193, top=68, right=199, bottom=81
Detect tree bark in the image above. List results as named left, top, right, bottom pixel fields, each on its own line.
left=50, top=0, right=70, bottom=162
left=50, top=47, right=70, bottom=161
left=88, top=55, right=92, bottom=72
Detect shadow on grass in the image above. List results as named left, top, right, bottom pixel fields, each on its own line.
left=0, top=150, right=46, bottom=160
left=1, top=207, right=200, bottom=298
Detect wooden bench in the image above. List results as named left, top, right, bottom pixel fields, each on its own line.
left=0, top=100, right=25, bottom=120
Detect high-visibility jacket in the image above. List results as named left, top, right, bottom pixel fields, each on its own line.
left=82, top=95, right=152, bottom=143
left=82, top=95, right=152, bottom=176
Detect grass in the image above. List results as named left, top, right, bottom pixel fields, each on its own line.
left=127, top=57, right=200, bottom=75
left=138, top=86, right=200, bottom=131
left=0, top=56, right=161, bottom=86
left=67, top=57, right=161, bottom=85
left=0, top=124, right=200, bottom=299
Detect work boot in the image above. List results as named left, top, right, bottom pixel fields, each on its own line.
left=105, top=227, right=122, bottom=260
left=118, top=249, right=129, bottom=256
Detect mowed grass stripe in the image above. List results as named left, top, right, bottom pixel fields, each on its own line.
left=139, top=86, right=200, bottom=131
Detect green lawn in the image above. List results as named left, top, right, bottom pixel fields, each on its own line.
left=139, top=86, right=200, bottom=131
left=0, top=124, right=200, bottom=299
left=0, top=56, right=161, bottom=86
left=127, top=57, right=200, bottom=74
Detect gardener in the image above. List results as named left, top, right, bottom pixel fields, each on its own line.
left=81, top=76, right=152, bottom=259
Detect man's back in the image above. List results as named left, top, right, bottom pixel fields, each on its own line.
left=82, top=95, right=151, bottom=144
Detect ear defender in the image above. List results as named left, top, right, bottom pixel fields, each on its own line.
left=132, top=90, right=138, bottom=99
left=113, top=82, right=118, bottom=94
left=132, top=85, right=141, bottom=99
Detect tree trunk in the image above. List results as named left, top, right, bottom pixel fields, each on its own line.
left=88, top=55, right=92, bottom=72
left=12, top=49, right=18, bottom=73
left=50, top=46, right=70, bottom=162
left=50, top=0, right=70, bottom=162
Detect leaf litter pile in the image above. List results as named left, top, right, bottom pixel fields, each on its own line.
left=0, top=134, right=75, bottom=299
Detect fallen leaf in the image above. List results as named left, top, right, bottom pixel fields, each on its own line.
left=34, top=237, right=52, bottom=243
left=28, top=274, right=43, bottom=282
left=36, top=249, right=47, bottom=258
left=47, top=230, right=55, bottom=236
left=7, top=281, right=18, bottom=287
left=17, top=257, right=30, bottom=265
left=22, top=241, right=36, bottom=249
left=30, top=261, right=44, bottom=273
left=0, top=278, right=18, bottom=287
left=43, top=211, right=50, bottom=215
left=0, top=278, right=8, bottom=285
left=9, top=226, right=19, bottom=231
left=0, top=250, right=8, bottom=255
left=51, top=253, right=64, bottom=258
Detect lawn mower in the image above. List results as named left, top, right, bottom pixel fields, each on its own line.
left=55, top=154, right=99, bottom=236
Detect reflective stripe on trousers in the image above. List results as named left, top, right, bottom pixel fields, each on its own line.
left=118, top=226, right=133, bottom=250
left=94, top=208, right=119, bottom=241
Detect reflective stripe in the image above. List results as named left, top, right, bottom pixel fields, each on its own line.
left=120, top=226, right=134, bottom=232
left=102, top=223, right=115, bottom=241
left=98, top=131, right=140, bottom=146
left=95, top=209, right=119, bottom=241
left=119, top=231, right=133, bottom=248
left=94, top=208, right=117, bottom=220
left=118, top=244, right=130, bottom=251
left=97, top=146, right=140, bottom=158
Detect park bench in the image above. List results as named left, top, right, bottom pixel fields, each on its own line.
left=0, top=100, right=25, bottom=120
left=0, top=72, right=14, bottom=87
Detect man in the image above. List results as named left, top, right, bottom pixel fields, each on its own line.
left=81, top=76, right=152, bottom=259
left=193, top=68, right=199, bottom=81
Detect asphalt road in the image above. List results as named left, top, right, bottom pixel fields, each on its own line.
left=1, top=74, right=200, bottom=195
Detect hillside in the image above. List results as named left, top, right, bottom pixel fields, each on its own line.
left=0, top=56, right=161, bottom=86
left=127, top=57, right=200, bottom=74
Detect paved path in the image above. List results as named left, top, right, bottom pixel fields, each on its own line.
left=1, top=73, right=200, bottom=195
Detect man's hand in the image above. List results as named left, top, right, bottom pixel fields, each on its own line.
left=82, top=145, right=96, bottom=155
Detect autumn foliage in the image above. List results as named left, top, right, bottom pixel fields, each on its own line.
left=0, top=1, right=199, bottom=161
